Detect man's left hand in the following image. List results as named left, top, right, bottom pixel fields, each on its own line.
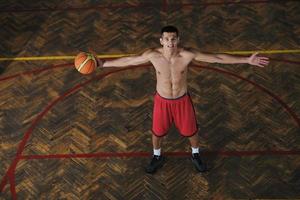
left=248, top=52, right=269, bottom=68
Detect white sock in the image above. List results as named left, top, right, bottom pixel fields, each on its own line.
left=153, top=148, right=161, bottom=156
left=191, top=147, right=199, bottom=154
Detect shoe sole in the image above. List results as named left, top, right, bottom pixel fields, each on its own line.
left=145, top=158, right=165, bottom=174
left=191, top=158, right=207, bottom=173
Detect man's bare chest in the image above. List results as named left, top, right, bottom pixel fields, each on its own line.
left=151, top=57, right=189, bottom=74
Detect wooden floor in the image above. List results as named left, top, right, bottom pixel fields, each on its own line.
left=1, top=0, right=300, bottom=199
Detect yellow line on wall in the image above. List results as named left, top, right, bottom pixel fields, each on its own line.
left=0, top=49, right=299, bottom=61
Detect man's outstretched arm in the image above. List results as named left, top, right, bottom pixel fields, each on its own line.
left=96, top=49, right=152, bottom=68
left=193, top=51, right=269, bottom=67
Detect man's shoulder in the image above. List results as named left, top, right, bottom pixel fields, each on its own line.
left=142, top=48, right=161, bottom=57
left=180, top=47, right=196, bottom=57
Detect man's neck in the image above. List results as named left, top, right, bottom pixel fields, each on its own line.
left=162, top=47, right=178, bottom=60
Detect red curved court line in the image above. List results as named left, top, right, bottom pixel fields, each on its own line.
left=0, top=64, right=149, bottom=195
left=0, top=63, right=72, bottom=82
left=191, top=64, right=300, bottom=127
left=270, top=57, right=300, bottom=65
left=0, top=0, right=296, bottom=13
left=0, top=175, right=7, bottom=193
left=8, top=172, right=16, bottom=200
left=1, top=61, right=299, bottom=196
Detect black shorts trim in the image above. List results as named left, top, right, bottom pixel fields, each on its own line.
left=151, top=129, right=168, bottom=137
left=179, top=128, right=199, bottom=137
left=156, top=92, right=187, bottom=100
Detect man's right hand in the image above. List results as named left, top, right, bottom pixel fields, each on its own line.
left=89, top=49, right=104, bottom=68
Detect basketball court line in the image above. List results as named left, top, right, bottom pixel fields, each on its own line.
left=20, top=150, right=300, bottom=160
left=1, top=0, right=299, bottom=198
left=1, top=63, right=300, bottom=197
left=0, top=49, right=300, bottom=61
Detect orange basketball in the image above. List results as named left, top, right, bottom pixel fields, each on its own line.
left=74, top=52, right=97, bottom=74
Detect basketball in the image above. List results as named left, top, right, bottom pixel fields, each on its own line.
left=74, top=52, right=97, bottom=74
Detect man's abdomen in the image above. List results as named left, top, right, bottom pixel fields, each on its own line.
left=156, top=80, right=187, bottom=99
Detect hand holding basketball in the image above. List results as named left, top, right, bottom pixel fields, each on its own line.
left=74, top=51, right=103, bottom=74
left=88, top=49, right=104, bottom=68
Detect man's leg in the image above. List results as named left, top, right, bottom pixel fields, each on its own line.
left=146, top=93, right=170, bottom=174
left=188, top=134, right=207, bottom=172
left=171, top=94, right=207, bottom=172
left=145, top=134, right=165, bottom=174
left=152, top=134, right=163, bottom=150
left=188, top=134, right=199, bottom=148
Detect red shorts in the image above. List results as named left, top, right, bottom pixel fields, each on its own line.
left=152, top=92, right=198, bottom=137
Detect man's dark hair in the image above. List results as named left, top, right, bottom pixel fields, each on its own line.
left=161, top=26, right=179, bottom=37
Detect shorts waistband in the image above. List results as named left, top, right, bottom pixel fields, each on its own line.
left=155, top=92, right=188, bottom=100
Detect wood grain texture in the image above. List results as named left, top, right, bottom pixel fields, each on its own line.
left=0, top=0, right=299, bottom=199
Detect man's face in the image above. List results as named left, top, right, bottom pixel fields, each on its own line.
left=160, top=32, right=179, bottom=49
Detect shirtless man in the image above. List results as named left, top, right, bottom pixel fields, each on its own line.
left=97, top=26, right=269, bottom=173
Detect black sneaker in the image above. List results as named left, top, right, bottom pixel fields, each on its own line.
left=191, top=153, right=207, bottom=172
left=145, top=155, right=165, bottom=174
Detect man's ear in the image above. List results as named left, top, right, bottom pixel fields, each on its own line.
left=160, top=37, right=163, bottom=46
